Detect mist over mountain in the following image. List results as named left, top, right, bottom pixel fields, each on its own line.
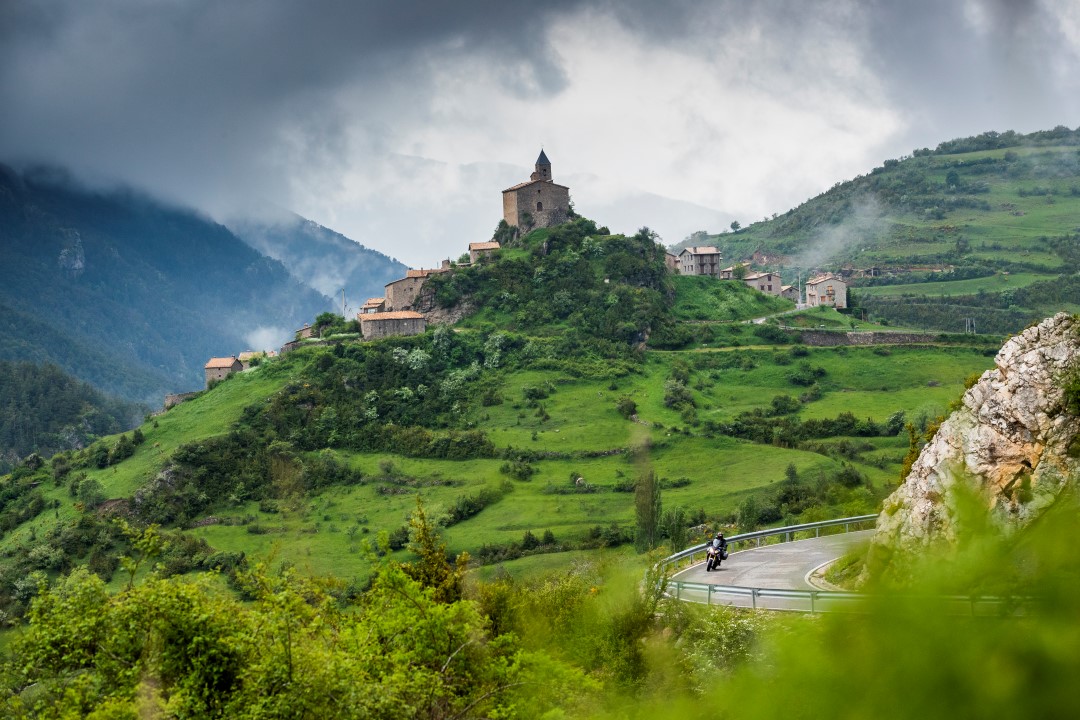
left=0, top=164, right=332, bottom=403
left=227, top=211, right=407, bottom=305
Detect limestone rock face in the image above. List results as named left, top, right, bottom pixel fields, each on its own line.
left=871, top=313, right=1080, bottom=559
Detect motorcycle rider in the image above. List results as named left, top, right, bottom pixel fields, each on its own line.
left=706, top=531, right=728, bottom=571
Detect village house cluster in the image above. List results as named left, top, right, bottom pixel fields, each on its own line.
left=200, top=351, right=276, bottom=388
left=666, top=245, right=845, bottom=308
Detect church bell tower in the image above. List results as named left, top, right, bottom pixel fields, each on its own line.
left=530, top=149, right=552, bottom=182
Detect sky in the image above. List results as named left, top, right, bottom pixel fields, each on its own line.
left=2, top=0, right=1079, bottom=266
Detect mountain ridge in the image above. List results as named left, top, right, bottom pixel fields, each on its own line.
left=0, top=163, right=333, bottom=403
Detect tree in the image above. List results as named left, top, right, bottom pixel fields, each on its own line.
left=110, top=433, right=135, bottom=464
left=733, top=263, right=748, bottom=280
left=402, top=496, right=469, bottom=604
left=661, top=506, right=688, bottom=551
left=635, top=471, right=662, bottom=552
left=730, top=220, right=741, bottom=232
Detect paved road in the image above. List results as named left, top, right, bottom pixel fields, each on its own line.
left=669, top=530, right=873, bottom=611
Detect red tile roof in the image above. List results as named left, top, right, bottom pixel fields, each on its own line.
left=359, top=311, right=425, bottom=322
left=205, top=357, right=240, bottom=369
left=501, top=180, right=571, bottom=193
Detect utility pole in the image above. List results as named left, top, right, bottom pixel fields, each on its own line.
left=341, top=289, right=346, bottom=317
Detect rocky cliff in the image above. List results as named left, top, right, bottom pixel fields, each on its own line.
left=866, top=313, right=1080, bottom=580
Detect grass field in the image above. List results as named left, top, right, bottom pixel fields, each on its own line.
left=0, top=366, right=294, bottom=554
left=670, top=275, right=793, bottom=321
left=854, top=272, right=1049, bottom=297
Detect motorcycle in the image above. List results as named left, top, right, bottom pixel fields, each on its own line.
left=705, top=544, right=727, bottom=571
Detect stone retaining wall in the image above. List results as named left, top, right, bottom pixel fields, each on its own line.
left=795, top=330, right=939, bottom=346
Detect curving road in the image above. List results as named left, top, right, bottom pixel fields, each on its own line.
left=669, top=530, right=873, bottom=611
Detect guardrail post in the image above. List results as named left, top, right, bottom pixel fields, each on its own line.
left=785, top=531, right=791, bottom=543
left=677, top=583, right=682, bottom=600
left=751, top=588, right=757, bottom=610
left=707, top=586, right=712, bottom=606
left=810, top=591, right=816, bottom=614
left=844, top=522, right=850, bottom=533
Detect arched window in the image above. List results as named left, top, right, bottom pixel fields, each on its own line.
left=536, top=201, right=543, bottom=211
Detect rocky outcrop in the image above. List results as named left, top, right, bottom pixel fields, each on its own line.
left=867, top=313, right=1080, bottom=578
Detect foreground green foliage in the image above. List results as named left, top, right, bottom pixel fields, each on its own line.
left=7, top=495, right=1080, bottom=718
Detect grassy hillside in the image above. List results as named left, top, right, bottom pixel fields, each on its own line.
left=0, top=334, right=995, bottom=599
left=0, top=212, right=1006, bottom=626
left=674, top=127, right=1080, bottom=334
left=670, top=275, right=792, bottom=321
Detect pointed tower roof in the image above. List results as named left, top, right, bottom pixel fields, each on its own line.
left=536, top=149, right=550, bottom=165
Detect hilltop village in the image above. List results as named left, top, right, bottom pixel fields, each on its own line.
left=199, top=150, right=848, bottom=390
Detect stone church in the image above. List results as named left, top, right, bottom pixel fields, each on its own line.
left=501, top=150, right=571, bottom=230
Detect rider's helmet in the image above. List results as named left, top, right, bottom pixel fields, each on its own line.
left=716, top=532, right=723, bottom=539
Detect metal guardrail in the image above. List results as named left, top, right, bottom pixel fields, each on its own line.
left=657, top=514, right=1029, bottom=616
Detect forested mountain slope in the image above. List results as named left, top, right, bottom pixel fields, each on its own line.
left=0, top=165, right=332, bottom=403
left=0, top=362, right=141, bottom=474
left=229, top=212, right=407, bottom=303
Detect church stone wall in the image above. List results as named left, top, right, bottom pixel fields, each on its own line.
left=506, top=182, right=570, bottom=230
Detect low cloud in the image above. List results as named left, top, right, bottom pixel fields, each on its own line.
left=244, top=326, right=291, bottom=354
left=791, top=195, right=889, bottom=271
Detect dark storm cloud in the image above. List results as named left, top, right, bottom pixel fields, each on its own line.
left=0, top=0, right=585, bottom=207
left=865, top=0, right=1080, bottom=150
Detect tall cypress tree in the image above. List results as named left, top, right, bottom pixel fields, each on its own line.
left=634, top=471, right=662, bottom=552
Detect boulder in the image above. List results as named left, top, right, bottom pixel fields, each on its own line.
left=867, top=313, right=1080, bottom=580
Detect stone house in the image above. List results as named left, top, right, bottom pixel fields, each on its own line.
left=385, top=268, right=447, bottom=311
left=468, top=241, right=501, bottom=264
left=780, top=285, right=799, bottom=302
left=743, top=271, right=783, bottom=296
left=677, top=247, right=722, bottom=277
left=204, top=356, right=242, bottom=385
left=360, top=297, right=387, bottom=314
left=237, top=351, right=272, bottom=370
left=719, top=263, right=749, bottom=280
left=664, top=251, right=679, bottom=272
left=359, top=310, right=427, bottom=340
left=805, top=273, right=847, bottom=309
left=295, top=324, right=314, bottom=340
left=502, top=150, right=571, bottom=231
